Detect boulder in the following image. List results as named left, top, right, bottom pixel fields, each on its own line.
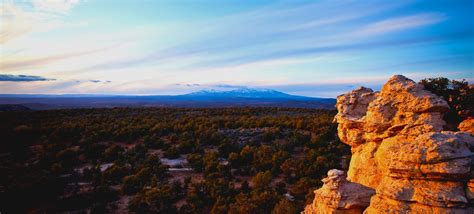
left=303, top=170, right=375, bottom=214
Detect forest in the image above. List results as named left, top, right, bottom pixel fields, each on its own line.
left=0, top=107, right=350, bottom=213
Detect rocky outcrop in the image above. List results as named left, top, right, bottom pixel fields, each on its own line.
left=459, top=118, right=474, bottom=135
left=303, top=169, right=375, bottom=214
left=304, top=75, right=474, bottom=214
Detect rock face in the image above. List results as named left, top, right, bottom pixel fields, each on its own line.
left=304, top=75, right=474, bottom=214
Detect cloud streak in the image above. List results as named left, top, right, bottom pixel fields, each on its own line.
left=74, top=6, right=451, bottom=75
left=1, top=45, right=119, bottom=71
left=73, top=1, right=405, bottom=73
left=0, top=3, right=33, bottom=44
left=353, top=13, right=446, bottom=37
left=89, top=80, right=111, bottom=84
left=32, top=0, right=82, bottom=14
left=0, top=1, right=83, bottom=44
left=0, top=74, right=55, bottom=81
left=184, top=30, right=472, bottom=70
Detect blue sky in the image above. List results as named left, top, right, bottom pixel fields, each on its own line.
left=1, top=0, right=473, bottom=97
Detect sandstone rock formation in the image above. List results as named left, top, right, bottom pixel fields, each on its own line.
left=304, top=75, right=474, bottom=214
left=459, top=118, right=474, bottom=135
left=303, top=169, right=375, bottom=214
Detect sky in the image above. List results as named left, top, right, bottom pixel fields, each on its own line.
left=1, top=0, right=473, bottom=97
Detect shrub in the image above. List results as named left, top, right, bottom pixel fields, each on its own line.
left=420, top=77, right=473, bottom=129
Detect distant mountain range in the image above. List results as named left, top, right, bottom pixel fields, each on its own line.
left=0, top=88, right=336, bottom=110
left=180, top=88, right=324, bottom=100
left=184, top=88, right=297, bottom=98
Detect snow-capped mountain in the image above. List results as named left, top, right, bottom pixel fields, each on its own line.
left=183, top=88, right=299, bottom=99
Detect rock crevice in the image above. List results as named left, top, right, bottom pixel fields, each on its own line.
left=304, top=75, right=474, bottom=213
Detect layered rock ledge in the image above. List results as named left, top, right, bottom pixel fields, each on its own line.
left=304, top=75, right=474, bottom=214
left=303, top=169, right=375, bottom=214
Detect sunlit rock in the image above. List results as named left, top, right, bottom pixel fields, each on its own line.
left=304, top=75, right=474, bottom=214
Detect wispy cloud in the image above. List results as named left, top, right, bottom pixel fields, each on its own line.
left=1, top=46, right=118, bottom=71
left=72, top=1, right=404, bottom=73
left=0, top=1, right=83, bottom=44
left=214, top=84, right=247, bottom=89
left=89, top=79, right=111, bottom=84
left=175, top=83, right=200, bottom=87
left=183, top=30, right=469, bottom=70
left=0, top=3, right=33, bottom=44
left=0, top=74, right=55, bottom=81
left=32, top=0, right=82, bottom=14
left=74, top=9, right=450, bottom=75
left=353, top=13, right=446, bottom=37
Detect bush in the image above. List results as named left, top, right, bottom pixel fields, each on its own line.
left=420, top=77, right=473, bottom=129
left=272, top=198, right=299, bottom=214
